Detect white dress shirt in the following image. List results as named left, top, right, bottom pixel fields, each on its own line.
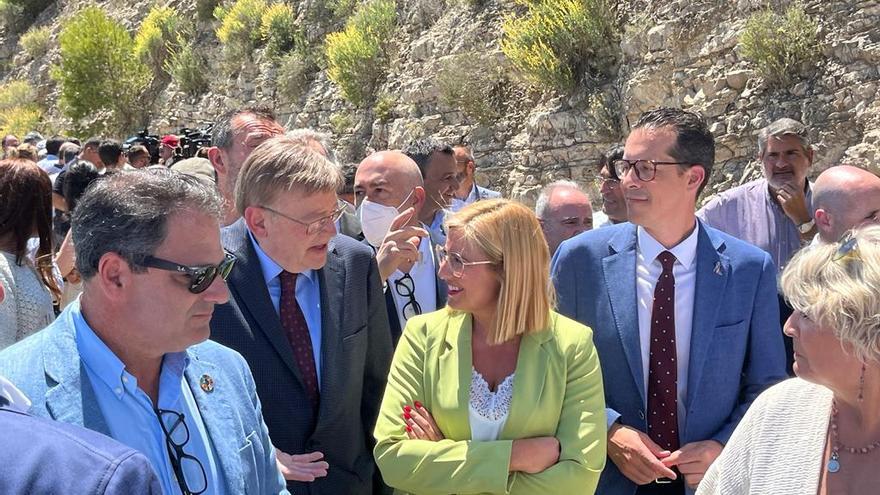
left=390, top=238, right=438, bottom=326
left=635, top=223, right=699, bottom=435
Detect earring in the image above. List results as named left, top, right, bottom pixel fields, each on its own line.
left=858, top=362, right=866, bottom=403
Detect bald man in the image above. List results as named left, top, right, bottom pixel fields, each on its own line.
left=354, top=151, right=447, bottom=343
left=813, top=165, right=880, bottom=243
left=536, top=180, right=594, bottom=255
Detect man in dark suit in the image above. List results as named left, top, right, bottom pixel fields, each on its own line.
left=552, top=108, right=787, bottom=495
left=1, top=376, right=162, bottom=494
left=354, top=150, right=447, bottom=343
left=210, top=135, right=393, bottom=494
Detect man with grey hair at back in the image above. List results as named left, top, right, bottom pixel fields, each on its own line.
left=698, top=117, right=817, bottom=274
left=536, top=180, right=594, bottom=255
left=812, top=165, right=880, bottom=243
left=208, top=106, right=285, bottom=225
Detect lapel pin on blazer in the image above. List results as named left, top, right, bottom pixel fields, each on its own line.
left=714, top=261, right=724, bottom=276
left=199, top=374, right=215, bottom=393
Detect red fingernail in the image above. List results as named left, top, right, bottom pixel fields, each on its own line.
left=414, top=401, right=423, bottom=408
left=404, top=412, right=411, bottom=420
left=403, top=405, right=412, bottom=413
left=406, top=425, right=413, bottom=432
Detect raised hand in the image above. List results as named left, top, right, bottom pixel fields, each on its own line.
left=376, top=207, right=429, bottom=281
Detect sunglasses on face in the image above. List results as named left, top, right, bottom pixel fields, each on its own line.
left=139, top=252, right=236, bottom=293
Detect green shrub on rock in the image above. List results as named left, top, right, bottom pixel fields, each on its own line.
left=19, top=25, right=51, bottom=59
left=134, top=6, right=185, bottom=74
left=0, top=80, right=42, bottom=137
left=51, top=6, right=150, bottom=134
left=216, top=0, right=267, bottom=60
left=261, top=3, right=299, bottom=58
left=501, top=0, right=617, bottom=93
left=740, top=4, right=820, bottom=88
left=165, top=43, right=209, bottom=97
left=325, top=0, right=396, bottom=106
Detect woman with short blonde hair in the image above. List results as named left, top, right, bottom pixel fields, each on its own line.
left=699, top=224, right=880, bottom=494
left=374, top=199, right=606, bottom=495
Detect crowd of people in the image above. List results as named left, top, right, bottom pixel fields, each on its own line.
left=0, top=105, right=879, bottom=495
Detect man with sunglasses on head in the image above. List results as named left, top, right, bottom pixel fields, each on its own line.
left=210, top=135, right=393, bottom=495
left=0, top=168, right=288, bottom=494
left=354, top=150, right=447, bottom=345
left=552, top=108, right=787, bottom=495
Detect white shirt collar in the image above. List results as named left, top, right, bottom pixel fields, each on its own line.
left=0, top=376, right=31, bottom=411
left=636, top=222, right=700, bottom=270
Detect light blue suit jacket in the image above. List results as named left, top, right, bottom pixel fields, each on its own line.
left=551, top=221, right=787, bottom=495
left=0, top=309, right=288, bottom=495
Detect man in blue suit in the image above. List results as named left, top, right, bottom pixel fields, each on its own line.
left=2, top=376, right=162, bottom=494
left=552, top=108, right=787, bottom=495
left=0, top=169, right=288, bottom=495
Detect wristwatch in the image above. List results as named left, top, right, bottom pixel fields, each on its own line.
left=798, top=219, right=815, bottom=234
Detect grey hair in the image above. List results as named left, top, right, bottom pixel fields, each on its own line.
left=71, top=168, right=222, bottom=279
left=535, top=180, right=583, bottom=219
left=211, top=106, right=278, bottom=150
left=757, top=118, right=811, bottom=157
left=286, top=128, right=338, bottom=165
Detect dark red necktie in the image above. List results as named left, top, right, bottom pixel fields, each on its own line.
left=279, top=271, right=319, bottom=409
left=647, top=251, right=679, bottom=452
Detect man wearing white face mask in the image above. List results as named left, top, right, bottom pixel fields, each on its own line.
left=355, top=151, right=447, bottom=344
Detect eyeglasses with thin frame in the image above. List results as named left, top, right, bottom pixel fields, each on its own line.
left=612, top=159, right=692, bottom=182
left=435, top=245, right=495, bottom=278
left=155, top=408, right=208, bottom=495
left=393, top=273, right=422, bottom=320
left=260, top=201, right=347, bottom=235
left=139, top=253, right=236, bottom=294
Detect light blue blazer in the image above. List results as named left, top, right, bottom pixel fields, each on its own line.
left=0, top=308, right=288, bottom=495
left=551, top=221, right=787, bottom=495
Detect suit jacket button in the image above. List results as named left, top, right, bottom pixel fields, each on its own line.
left=638, top=410, right=645, bottom=420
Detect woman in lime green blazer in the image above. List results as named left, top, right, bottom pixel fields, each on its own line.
left=374, top=199, right=606, bottom=495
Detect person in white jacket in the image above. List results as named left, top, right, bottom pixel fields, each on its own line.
left=698, top=224, right=880, bottom=495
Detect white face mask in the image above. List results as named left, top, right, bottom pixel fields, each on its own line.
left=358, top=190, right=414, bottom=248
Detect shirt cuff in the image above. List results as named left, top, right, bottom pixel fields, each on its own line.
left=606, top=408, right=621, bottom=429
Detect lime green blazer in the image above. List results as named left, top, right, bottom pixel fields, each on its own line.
left=374, top=309, right=606, bottom=495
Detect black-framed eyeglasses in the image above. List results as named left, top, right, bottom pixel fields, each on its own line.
left=435, top=245, right=495, bottom=278
left=139, top=253, right=236, bottom=294
left=393, top=273, right=422, bottom=320
left=155, top=408, right=208, bottom=495
left=261, top=201, right=347, bottom=236
left=612, top=159, right=692, bottom=182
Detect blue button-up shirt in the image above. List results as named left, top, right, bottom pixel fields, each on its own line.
left=248, top=231, right=323, bottom=385
left=73, top=300, right=226, bottom=495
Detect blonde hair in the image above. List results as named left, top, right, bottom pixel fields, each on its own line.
left=781, top=224, right=880, bottom=363
left=235, top=134, right=343, bottom=214
left=444, top=199, right=556, bottom=344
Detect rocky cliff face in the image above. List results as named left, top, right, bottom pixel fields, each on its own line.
left=3, top=0, right=878, bottom=205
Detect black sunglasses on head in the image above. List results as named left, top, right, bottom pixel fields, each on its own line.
left=139, top=252, right=236, bottom=293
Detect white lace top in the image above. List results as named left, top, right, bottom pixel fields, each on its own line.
left=0, top=251, right=55, bottom=350
left=468, top=368, right=515, bottom=441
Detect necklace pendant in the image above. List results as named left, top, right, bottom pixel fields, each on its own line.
left=827, top=453, right=841, bottom=473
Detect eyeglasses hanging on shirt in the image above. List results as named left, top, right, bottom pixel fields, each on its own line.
left=155, top=408, right=208, bottom=495
left=394, top=273, right=422, bottom=320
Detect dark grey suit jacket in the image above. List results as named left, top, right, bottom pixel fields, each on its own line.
left=210, top=220, right=393, bottom=495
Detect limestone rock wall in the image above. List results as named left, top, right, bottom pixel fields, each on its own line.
left=2, top=0, right=878, bottom=206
